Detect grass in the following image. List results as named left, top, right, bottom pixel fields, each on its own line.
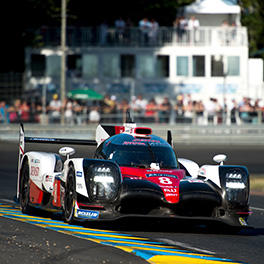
left=250, top=175, right=264, bottom=194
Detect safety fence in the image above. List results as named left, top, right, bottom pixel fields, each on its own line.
left=30, top=26, right=247, bottom=48
left=0, top=73, right=23, bottom=102
left=1, top=122, right=264, bottom=145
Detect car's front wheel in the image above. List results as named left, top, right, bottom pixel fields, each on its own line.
left=64, top=166, right=76, bottom=223
left=20, top=159, right=33, bottom=214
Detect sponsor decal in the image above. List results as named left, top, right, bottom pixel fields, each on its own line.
left=55, top=173, right=62, bottom=180
left=165, top=193, right=178, bottom=197
left=53, top=182, right=57, bottom=204
left=76, top=183, right=83, bottom=189
left=133, top=139, right=160, bottom=143
left=146, top=173, right=178, bottom=179
left=29, top=137, right=55, bottom=142
left=30, top=166, right=39, bottom=177
left=147, top=170, right=173, bottom=173
left=31, top=159, right=40, bottom=164
left=123, top=141, right=145, bottom=146
left=199, top=168, right=206, bottom=176
left=45, top=175, right=53, bottom=182
left=76, top=171, right=82, bottom=177
left=76, top=209, right=99, bottom=219
left=163, top=188, right=178, bottom=193
left=239, top=217, right=248, bottom=226
left=188, top=179, right=204, bottom=183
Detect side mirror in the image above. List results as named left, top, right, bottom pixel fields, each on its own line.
left=59, top=147, right=75, bottom=159
left=213, top=154, right=227, bottom=165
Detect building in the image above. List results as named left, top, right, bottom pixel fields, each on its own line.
left=24, top=0, right=263, bottom=105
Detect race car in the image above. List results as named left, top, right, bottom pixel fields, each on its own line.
left=17, top=115, right=250, bottom=227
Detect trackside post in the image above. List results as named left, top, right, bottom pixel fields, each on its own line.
left=17, top=124, right=25, bottom=200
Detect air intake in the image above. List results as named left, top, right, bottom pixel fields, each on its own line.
left=134, top=127, right=152, bottom=135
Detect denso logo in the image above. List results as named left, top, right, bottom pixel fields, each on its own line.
left=77, top=209, right=99, bottom=219
left=163, top=188, right=177, bottom=193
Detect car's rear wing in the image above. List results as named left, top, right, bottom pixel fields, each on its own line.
left=18, top=123, right=97, bottom=157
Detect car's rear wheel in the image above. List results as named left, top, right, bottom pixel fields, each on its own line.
left=20, top=159, right=33, bottom=214
left=64, top=167, right=76, bottom=223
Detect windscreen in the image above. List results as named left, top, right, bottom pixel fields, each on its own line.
left=103, top=143, right=178, bottom=169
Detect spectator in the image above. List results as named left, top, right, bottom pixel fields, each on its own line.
left=133, top=94, right=147, bottom=114
left=64, top=98, right=74, bottom=125
left=145, top=98, right=159, bottom=123
left=101, top=94, right=116, bottom=122
left=183, top=100, right=194, bottom=121
left=117, top=98, right=130, bottom=123
left=149, top=19, right=159, bottom=45
left=159, top=97, right=172, bottom=123
left=139, top=18, right=151, bottom=45
left=89, top=105, right=100, bottom=123
left=115, top=17, right=126, bottom=42
left=204, top=98, right=218, bottom=124
left=20, top=100, right=30, bottom=123
left=0, top=101, right=9, bottom=123
left=194, top=100, right=205, bottom=125
left=124, top=18, right=134, bottom=43
left=29, top=101, right=41, bottom=123
left=173, top=17, right=180, bottom=42
left=99, top=20, right=108, bottom=45
left=8, top=99, right=21, bottom=123
left=178, top=16, right=187, bottom=42
left=188, top=15, right=200, bottom=43
left=73, top=100, right=83, bottom=124
left=102, top=94, right=116, bottom=114
left=239, top=97, right=253, bottom=123
left=221, top=20, right=230, bottom=45
left=174, top=94, right=184, bottom=122
left=48, top=94, right=61, bottom=124
left=230, top=21, right=237, bottom=44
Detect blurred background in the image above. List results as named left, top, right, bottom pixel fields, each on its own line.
left=1, top=0, right=264, bottom=126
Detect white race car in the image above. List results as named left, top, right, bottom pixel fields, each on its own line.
left=17, top=118, right=250, bottom=227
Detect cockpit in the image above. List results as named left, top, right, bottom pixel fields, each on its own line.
left=98, top=134, right=178, bottom=169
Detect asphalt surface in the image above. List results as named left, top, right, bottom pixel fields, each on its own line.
left=0, top=140, right=264, bottom=264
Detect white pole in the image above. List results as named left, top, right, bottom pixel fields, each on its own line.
left=60, top=0, right=66, bottom=125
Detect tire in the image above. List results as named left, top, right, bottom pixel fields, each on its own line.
left=64, top=167, right=76, bottom=223
left=19, top=159, right=33, bottom=214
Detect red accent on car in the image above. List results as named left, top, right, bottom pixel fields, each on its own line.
left=52, top=178, right=61, bottom=207
left=29, top=180, right=43, bottom=204
left=77, top=203, right=105, bottom=209
left=236, top=211, right=253, bottom=215
left=120, top=166, right=185, bottom=204
left=115, top=126, right=125, bottom=134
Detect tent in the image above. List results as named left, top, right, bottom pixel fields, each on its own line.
left=185, top=0, right=240, bottom=14
left=67, top=89, right=103, bottom=100
left=184, top=0, right=241, bottom=26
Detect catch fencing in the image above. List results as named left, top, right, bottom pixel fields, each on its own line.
left=1, top=123, right=264, bottom=145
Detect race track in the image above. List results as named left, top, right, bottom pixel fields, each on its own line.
left=0, top=140, right=264, bottom=264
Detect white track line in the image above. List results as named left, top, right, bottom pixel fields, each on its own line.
left=250, top=207, right=264, bottom=212
left=0, top=199, right=17, bottom=205
left=157, top=238, right=216, bottom=255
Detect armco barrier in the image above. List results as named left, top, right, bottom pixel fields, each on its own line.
left=0, top=123, right=264, bottom=145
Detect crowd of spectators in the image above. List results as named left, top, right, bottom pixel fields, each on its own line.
left=98, top=17, right=160, bottom=45
left=1, top=94, right=264, bottom=126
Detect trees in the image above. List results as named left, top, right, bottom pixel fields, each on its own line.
left=239, top=0, right=264, bottom=59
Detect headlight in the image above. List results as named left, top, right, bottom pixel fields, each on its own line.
left=226, top=181, right=246, bottom=189
left=84, top=160, right=121, bottom=203
left=219, top=166, right=249, bottom=208
left=225, top=172, right=245, bottom=189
